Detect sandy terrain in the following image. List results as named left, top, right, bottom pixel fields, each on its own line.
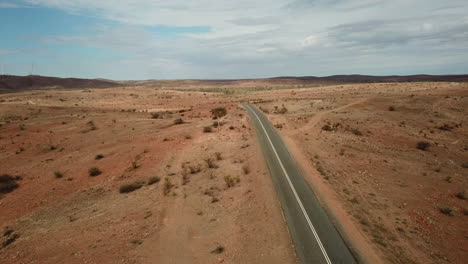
left=1, top=80, right=467, bottom=263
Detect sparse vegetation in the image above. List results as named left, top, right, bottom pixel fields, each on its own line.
left=242, top=164, right=250, bottom=174
left=204, top=158, right=218, bottom=169
left=54, top=171, right=63, bottom=179
left=388, top=106, right=396, bottom=111
left=2, top=230, right=19, bottom=248
left=174, top=118, right=184, bottom=125
left=88, top=167, right=102, bottom=177
left=148, top=176, right=161, bottom=185
left=87, top=120, right=97, bottom=131
left=119, top=181, right=144, bottom=193
left=163, top=178, right=174, bottom=196
left=188, top=164, right=202, bottom=174
left=416, top=141, right=430, bottom=151
left=321, top=124, right=333, bottom=131
left=150, top=112, right=160, bottom=119
left=224, top=175, right=240, bottom=188
left=95, top=154, right=104, bottom=160
left=439, top=206, right=454, bottom=216
left=211, top=107, right=227, bottom=119
left=0, top=174, right=19, bottom=193
left=203, top=126, right=212, bottom=133
left=455, top=190, right=467, bottom=200
left=214, top=152, right=222, bottom=160
left=350, top=128, right=363, bottom=136
left=132, top=155, right=141, bottom=169
left=211, top=246, right=225, bottom=254
left=437, top=124, right=454, bottom=131
left=278, top=105, right=288, bottom=114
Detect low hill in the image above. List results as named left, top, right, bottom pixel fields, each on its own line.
left=0, top=75, right=122, bottom=92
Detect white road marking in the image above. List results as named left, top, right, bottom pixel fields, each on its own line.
left=246, top=104, right=332, bottom=264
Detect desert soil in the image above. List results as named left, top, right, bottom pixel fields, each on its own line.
left=0, top=87, right=295, bottom=264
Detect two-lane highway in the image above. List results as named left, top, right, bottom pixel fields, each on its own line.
left=245, top=104, right=356, bottom=264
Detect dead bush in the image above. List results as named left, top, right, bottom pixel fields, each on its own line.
left=203, top=126, right=212, bottom=133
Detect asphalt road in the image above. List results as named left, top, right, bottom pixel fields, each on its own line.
left=244, top=104, right=356, bottom=264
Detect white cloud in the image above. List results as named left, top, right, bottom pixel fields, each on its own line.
left=9, top=0, right=468, bottom=78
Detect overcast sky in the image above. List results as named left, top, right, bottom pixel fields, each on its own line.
left=1, top=0, right=467, bottom=80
